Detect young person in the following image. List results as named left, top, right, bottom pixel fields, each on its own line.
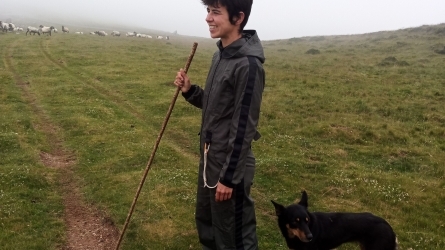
left=174, top=0, right=265, bottom=249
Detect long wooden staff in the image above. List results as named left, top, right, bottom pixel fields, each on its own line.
left=115, top=42, right=198, bottom=250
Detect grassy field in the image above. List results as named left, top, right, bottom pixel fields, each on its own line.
left=1, top=24, right=444, bottom=249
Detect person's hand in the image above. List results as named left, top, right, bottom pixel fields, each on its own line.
left=174, top=68, right=191, bottom=93
left=215, top=182, right=233, bottom=202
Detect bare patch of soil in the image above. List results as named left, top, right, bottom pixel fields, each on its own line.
left=57, top=156, right=119, bottom=250
left=40, top=151, right=119, bottom=250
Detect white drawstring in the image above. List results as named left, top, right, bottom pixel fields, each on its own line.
left=203, top=143, right=218, bottom=189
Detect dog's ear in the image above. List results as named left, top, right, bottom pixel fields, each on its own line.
left=271, top=200, right=286, bottom=216
left=298, top=190, right=308, bottom=208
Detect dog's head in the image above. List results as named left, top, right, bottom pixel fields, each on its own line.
left=271, top=190, right=313, bottom=243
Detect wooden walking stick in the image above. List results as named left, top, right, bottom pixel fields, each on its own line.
left=115, top=42, right=198, bottom=250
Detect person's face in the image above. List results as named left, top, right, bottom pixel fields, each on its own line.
left=206, top=4, right=241, bottom=44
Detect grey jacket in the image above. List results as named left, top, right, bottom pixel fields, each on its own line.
left=183, top=30, right=265, bottom=188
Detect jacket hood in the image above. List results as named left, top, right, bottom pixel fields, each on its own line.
left=217, top=30, right=265, bottom=64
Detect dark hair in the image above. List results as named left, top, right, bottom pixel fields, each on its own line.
left=201, top=0, right=253, bottom=33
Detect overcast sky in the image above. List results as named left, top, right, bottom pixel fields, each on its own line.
left=2, top=0, right=444, bottom=40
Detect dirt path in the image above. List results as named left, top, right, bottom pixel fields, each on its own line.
left=5, top=38, right=119, bottom=249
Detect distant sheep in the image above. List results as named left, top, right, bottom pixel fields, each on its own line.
left=39, top=25, right=55, bottom=36
left=126, top=31, right=137, bottom=37
left=0, top=21, right=8, bottom=32
left=53, top=28, right=58, bottom=33
left=8, top=23, right=16, bottom=31
left=62, top=25, right=69, bottom=33
left=139, top=34, right=152, bottom=38
left=90, top=31, right=95, bottom=35
left=155, top=35, right=169, bottom=40
left=111, top=31, right=120, bottom=36
left=26, top=26, right=40, bottom=36
left=94, top=31, right=107, bottom=36
left=75, top=31, right=84, bottom=34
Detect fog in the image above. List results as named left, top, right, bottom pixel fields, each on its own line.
left=2, top=0, right=444, bottom=40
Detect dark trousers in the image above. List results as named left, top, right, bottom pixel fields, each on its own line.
left=195, top=151, right=258, bottom=250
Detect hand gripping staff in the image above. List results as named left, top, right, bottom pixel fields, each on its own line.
left=115, top=42, right=198, bottom=250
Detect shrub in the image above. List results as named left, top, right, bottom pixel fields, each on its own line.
left=378, top=56, right=410, bottom=66
left=306, top=49, right=320, bottom=55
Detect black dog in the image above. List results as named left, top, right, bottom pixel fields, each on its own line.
left=271, top=191, right=397, bottom=250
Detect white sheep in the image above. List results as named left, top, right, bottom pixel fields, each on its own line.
left=111, top=31, right=120, bottom=36
left=39, top=25, right=55, bottom=36
left=53, top=28, right=58, bottom=33
left=62, top=26, right=69, bottom=33
left=126, top=31, right=136, bottom=37
left=8, top=23, right=16, bottom=31
left=75, top=31, right=84, bottom=34
left=0, top=21, right=8, bottom=32
left=89, top=31, right=95, bottom=35
left=26, top=26, right=40, bottom=36
left=94, top=31, right=107, bottom=36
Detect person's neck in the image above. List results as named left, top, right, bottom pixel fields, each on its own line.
left=220, top=32, right=242, bottom=48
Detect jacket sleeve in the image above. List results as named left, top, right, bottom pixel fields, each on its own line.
left=182, top=51, right=219, bottom=109
left=182, top=84, right=204, bottom=109
left=219, top=56, right=265, bottom=188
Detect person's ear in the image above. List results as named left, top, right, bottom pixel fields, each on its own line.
left=234, top=12, right=245, bottom=25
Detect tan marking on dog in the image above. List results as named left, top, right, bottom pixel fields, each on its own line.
left=285, top=224, right=295, bottom=238
left=286, top=224, right=309, bottom=242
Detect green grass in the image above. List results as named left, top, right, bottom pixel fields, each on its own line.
left=1, top=35, right=65, bottom=249
left=1, top=24, right=445, bottom=249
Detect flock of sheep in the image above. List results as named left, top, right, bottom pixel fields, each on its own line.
left=1, top=20, right=170, bottom=40
left=1, top=21, right=23, bottom=32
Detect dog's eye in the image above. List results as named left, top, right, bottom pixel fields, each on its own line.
left=296, top=218, right=300, bottom=222
left=306, top=217, right=309, bottom=222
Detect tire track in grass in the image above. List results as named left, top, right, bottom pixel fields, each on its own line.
left=39, top=39, right=145, bottom=120
left=39, top=39, right=198, bottom=163
left=5, top=38, right=119, bottom=250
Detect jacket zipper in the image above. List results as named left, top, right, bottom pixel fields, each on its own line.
left=201, top=52, right=223, bottom=137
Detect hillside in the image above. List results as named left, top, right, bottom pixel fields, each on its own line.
left=1, top=22, right=444, bottom=249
